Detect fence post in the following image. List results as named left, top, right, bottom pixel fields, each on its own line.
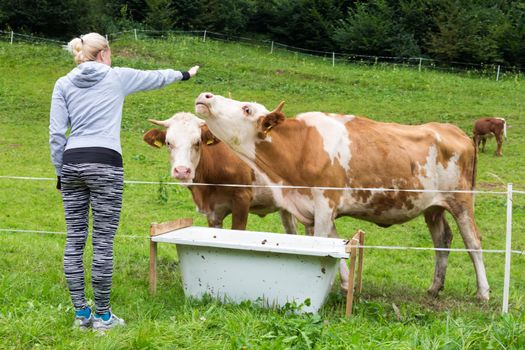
left=105, top=34, right=108, bottom=42
left=496, top=65, right=501, bottom=81
left=332, top=52, right=335, bottom=67
left=270, top=41, right=274, bottom=54
left=418, top=57, right=422, bottom=72
left=134, top=29, right=138, bottom=40
left=203, top=30, right=207, bottom=42
left=10, top=31, right=14, bottom=44
left=502, top=183, right=513, bottom=314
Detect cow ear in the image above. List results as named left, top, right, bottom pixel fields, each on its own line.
left=201, top=125, right=220, bottom=146
left=257, top=111, right=285, bottom=139
left=143, top=129, right=166, bottom=148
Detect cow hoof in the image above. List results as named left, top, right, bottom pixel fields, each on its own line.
left=427, top=288, right=441, bottom=298
left=477, top=291, right=490, bottom=302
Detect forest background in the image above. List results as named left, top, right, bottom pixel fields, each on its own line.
left=1, top=0, right=524, bottom=68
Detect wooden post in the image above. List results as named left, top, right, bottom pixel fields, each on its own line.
left=345, top=230, right=365, bottom=317
left=149, top=218, right=193, bottom=295
left=270, top=41, right=274, bottom=54
left=10, top=31, right=14, bottom=44
left=149, top=235, right=158, bottom=295
left=418, top=57, right=422, bottom=72
left=134, top=28, right=138, bottom=40
left=356, top=230, right=365, bottom=294
left=332, top=52, right=335, bottom=67
left=203, top=30, right=207, bottom=42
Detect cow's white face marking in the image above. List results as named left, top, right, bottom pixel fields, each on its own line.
left=162, top=112, right=205, bottom=182
left=195, top=93, right=270, bottom=160
left=297, top=112, right=352, bottom=171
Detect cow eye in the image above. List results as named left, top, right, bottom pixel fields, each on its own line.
left=242, top=105, right=251, bottom=115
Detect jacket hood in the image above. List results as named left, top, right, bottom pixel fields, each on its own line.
left=67, top=61, right=110, bottom=88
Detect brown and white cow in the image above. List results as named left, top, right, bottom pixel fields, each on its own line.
left=473, top=117, right=507, bottom=156
left=143, top=112, right=300, bottom=233
left=194, top=93, right=490, bottom=301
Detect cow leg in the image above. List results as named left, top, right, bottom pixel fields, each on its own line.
left=313, top=190, right=336, bottom=238
left=207, top=213, right=224, bottom=228
left=231, top=192, right=251, bottom=230
left=311, top=194, right=349, bottom=292
left=324, top=223, right=351, bottom=291
left=279, top=210, right=298, bottom=234
left=424, top=208, right=453, bottom=297
left=304, top=225, right=314, bottom=236
left=325, top=222, right=350, bottom=293
left=473, top=135, right=481, bottom=152
left=481, top=137, right=487, bottom=153
left=448, top=204, right=490, bottom=301
left=328, top=224, right=350, bottom=293
left=495, top=133, right=503, bottom=156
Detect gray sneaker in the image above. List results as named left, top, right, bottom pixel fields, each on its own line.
left=73, top=313, right=93, bottom=330
left=92, top=312, right=125, bottom=331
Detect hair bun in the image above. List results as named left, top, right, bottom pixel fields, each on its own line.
left=67, top=33, right=108, bottom=65
left=67, top=38, right=82, bottom=55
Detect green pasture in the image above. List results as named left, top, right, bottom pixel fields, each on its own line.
left=0, top=36, right=524, bottom=349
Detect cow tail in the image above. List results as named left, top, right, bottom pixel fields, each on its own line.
left=503, top=118, right=507, bottom=140
left=472, top=138, right=478, bottom=194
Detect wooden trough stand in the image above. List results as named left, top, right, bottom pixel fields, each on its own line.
left=149, top=218, right=365, bottom=316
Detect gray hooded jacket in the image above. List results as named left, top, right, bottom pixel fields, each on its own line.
left=50, top=61, right=186, bottom=175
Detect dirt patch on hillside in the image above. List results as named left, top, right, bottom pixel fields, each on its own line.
left=477, top=182, right=505, bottom=191
left=115, top=48, right=139, bottom=59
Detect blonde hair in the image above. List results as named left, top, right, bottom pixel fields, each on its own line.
left=68, top=33, right=109, bottom=65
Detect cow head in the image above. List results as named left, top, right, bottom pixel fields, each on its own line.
left=194, top=92, right=285, bottom=159
left=143, top=112, right=219, bottom=182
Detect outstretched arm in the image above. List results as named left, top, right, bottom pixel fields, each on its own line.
left=114, top=65, right=200, bottom=95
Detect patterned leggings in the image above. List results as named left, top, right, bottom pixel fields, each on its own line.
left=61, top=163, right=124, bottom=313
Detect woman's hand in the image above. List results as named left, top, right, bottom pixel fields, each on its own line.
left=188, top=66, right=200, bottom=77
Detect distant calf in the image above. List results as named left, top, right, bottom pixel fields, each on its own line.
left=143, top=112, right=300, bottom=233
left=473, top=117, right=507, bottom=156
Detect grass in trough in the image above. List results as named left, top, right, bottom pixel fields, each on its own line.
left=0, top=35, right=524, bottom=348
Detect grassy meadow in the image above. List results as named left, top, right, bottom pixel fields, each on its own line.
left=0, top=35, right=524, bottom=349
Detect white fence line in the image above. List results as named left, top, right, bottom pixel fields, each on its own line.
left=1, top=175, right=522, bottom=313
left=0, top=175, right=516, bottom=195
left=0, top=228, right=143, bottom=239
left=1, top=29, right=523, bottom=79
left=1, top=229, right=523, bottom=255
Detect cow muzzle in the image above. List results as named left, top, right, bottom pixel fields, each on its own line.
left=173, top=166, right=192, bottom=180
left=195, top=93, right=214, bottom=117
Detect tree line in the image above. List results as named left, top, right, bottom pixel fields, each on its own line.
left=1, top=0, right=524, bottom=67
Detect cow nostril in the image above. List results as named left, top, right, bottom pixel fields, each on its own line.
left=174, top=167, right=191, bottom=177
left=205, top=94, right=213, bottom=99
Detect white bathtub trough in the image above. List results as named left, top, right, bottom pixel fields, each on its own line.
left=152, top=226, right=349, bottom=313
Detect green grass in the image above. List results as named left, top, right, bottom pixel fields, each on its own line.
left=0, top=35, right=524, bottom=349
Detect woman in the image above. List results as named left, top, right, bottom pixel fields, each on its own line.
left=49, top=32, right=199, bottom=331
